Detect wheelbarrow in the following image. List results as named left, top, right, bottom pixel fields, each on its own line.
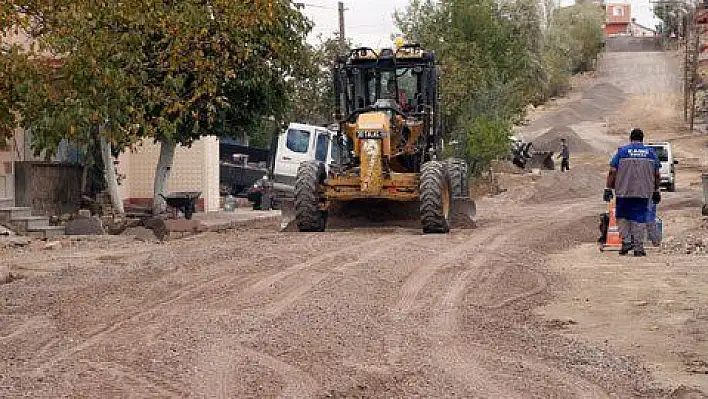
left=160, top=191, right=201, bottom=220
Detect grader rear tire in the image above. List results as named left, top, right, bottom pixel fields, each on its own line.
left=420, top=161, right=452, bottom=234
left=295, top=161, right=327, bottom=232
left=446, top=158, right=468, bottom=197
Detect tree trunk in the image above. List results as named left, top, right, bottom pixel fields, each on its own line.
left=99, top=135, right=125, bottom=214
left=81, top=163, right=89, bottom=195
left=153, top=138, right=177, bottom=214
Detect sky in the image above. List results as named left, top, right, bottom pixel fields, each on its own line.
left=299, top=0, right=409, bottom=47
left=302, top=0, right=662, bottom=48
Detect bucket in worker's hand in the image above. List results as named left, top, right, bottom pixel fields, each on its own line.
left=646, top=217, right=663, bottom=245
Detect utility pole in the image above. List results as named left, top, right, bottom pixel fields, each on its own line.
left=690, top=22, right=700, bottom=133
left=685, top=15, right=690, bottom=120
left=338, top=1, right=346, bottom=52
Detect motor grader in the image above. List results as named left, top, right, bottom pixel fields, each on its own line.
left=284, top=44, right=475, bottom=233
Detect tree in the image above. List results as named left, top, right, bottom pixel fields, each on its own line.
left=654, top=1, right=690, bottom=37
left=397, top=0, right=545, bottom=171
left=397, top=0, right=604, bottom=172
left=287, top=36, right=349, bottom=126
left=2, top=0, right=311, bottom=213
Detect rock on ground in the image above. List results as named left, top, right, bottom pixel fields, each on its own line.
left=65, top=217, right=105, bottom=235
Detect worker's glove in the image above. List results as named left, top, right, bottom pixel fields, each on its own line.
left=652, top=190, right=661, bottom=204
left=603, top=188, right=614, bottom=202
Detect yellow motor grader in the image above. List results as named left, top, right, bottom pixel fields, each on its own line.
left=284, top=44, right=475, bottom=233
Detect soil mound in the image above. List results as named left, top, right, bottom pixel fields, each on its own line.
left=495, top=164, right=606, bottom=204
left=526, top=168, right=605, bottom=204
left=531, top=126, right=596, bottom=154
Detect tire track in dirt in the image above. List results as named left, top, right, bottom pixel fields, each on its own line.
left=427, top=206, right=609, bottom=398
left=242, top=345, right=319, bottom=398
left=243, top=235, right=394, bottom=294
left=31, top=270, right=253, bottom=374
left=82, top=360, right=187, bottom=397
left=258, top=236, right=403, bottom=316
left=426, top=237, right=516, bottom=396
left=22, top=232, right=344, bottom=370
left=394, top=226, right=506, bottom=314
left=481, top=269, right=548, bottom=310
left=194, top=340, right=320, bottom=399
left=26, top=234, right=386, bottom=394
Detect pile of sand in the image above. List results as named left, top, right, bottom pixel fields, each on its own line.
left=494, top=164, right=606, bottom=204
left=531, top=126, right=596, bottom=154
left=526, top=167, right=606, bottom=204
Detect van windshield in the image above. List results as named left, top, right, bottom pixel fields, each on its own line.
left=649, top=146, right=668, bottom=162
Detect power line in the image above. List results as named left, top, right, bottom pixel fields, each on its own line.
left=294, top=2, right=339, bottom=10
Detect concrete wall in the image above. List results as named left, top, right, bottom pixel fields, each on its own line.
left=117, top=137, right=220, bottom=212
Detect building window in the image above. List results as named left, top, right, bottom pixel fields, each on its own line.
left=613, top=7, right=624, bottom=16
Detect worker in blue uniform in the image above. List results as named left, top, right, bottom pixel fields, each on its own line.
left=604, top=128, right=661, bottom=256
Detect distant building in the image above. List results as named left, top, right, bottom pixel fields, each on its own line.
left=603, top=3, right=632, bottom=35
left=629, top=19, right=657, bottom=37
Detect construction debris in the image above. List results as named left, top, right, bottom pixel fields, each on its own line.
left=65, top=215, right=105, bottom=235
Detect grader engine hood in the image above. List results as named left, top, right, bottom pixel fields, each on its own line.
left=354, top=112, right=391, bottom=195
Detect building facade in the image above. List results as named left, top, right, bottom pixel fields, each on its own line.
left=603, top=3, right=632, bottom=35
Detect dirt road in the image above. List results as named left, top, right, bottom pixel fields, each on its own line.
left=1, top=47, right=706, bottom=397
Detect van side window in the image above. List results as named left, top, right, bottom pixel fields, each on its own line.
left=286, top=129, right=310, bottom=153
left=315, top=133, right=329, bottom=162
left=650, top=146, right=668, bottom=162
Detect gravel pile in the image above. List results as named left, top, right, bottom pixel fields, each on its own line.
left=531, top=126, right=597, bottom=154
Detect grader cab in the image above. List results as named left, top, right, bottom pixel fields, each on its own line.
left=291, top=44, right=475, bottom=233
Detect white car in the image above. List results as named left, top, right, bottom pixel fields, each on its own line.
left=270, top=123, right=339, bottom=195
left=646, top=142, right=678, bottom=192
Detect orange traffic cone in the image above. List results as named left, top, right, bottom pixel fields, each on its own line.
left=602, top=199, right=623, bottom=251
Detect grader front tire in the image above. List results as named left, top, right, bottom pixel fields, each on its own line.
left=295, top=161, right=327, bottom=232
left=420, top=161, right=452, bottom=234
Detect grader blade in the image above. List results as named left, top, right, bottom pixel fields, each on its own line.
left=278, top=198, right=298, bottom=232
left=326, top=199, right=421, bottom=230
left=450, top=197, right=477, bottom=229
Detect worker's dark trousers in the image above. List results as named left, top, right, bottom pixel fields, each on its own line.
left=561, top=158, right=570, bottom=172
left=618, top=219, right=645, bottom=251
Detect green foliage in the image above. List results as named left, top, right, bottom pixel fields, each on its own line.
left=247, top=35, right=348, bottom=149
left=548, top=3, right=605, bottom=74
left=653, top=1, right=689, bottom=36
left=287, top=36, right=346, bottom=125
left=397, top=0, right=605, bottom=172
left=463, top=116, right=512, bottom=174
left=2, top=0, right=312, bottom=156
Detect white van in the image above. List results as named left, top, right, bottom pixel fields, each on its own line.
left=646, top=142, right=678, bottom=192
left=270, top=123, right=339, bottom=194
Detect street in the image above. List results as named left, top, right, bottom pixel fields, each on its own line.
left=1, top=47, right=707, bottom=397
